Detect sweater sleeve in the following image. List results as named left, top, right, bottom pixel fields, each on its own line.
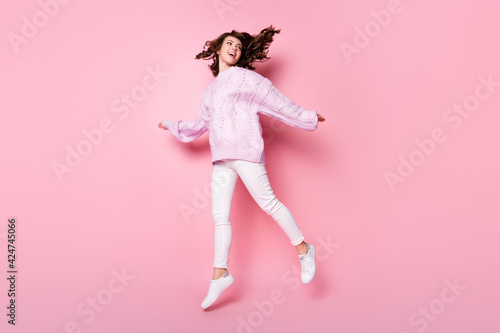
left=257, top=78, right=318, bottom=131
left=161, top=100, right=208, bottom=143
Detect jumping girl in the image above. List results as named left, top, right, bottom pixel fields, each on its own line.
left=158, top=25, right=325, bottom=310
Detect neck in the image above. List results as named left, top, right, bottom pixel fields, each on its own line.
left=219, top=63, right=233, bottom=73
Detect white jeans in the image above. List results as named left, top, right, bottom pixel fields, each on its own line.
left=211, top=159, right=305, bottom=268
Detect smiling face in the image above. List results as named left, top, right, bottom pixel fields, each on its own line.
left=216, top=36, right=243, bottom=68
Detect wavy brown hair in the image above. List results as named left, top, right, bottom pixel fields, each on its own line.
left=195, top=25, right=281, bottom=77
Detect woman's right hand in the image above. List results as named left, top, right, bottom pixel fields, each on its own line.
left=318, top=114, right=326, bottom=122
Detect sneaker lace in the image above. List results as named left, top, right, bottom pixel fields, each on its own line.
left=300, top=255, right=311, bottom=274
left=206, top=282, right=217, bottom=298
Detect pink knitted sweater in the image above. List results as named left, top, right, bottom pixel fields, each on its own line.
left=161, top=65, right=318, bottom=163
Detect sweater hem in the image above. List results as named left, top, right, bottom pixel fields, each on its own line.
left=211, top=146, right=265, bottom=164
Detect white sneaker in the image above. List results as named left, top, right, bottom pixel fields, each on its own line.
left=201, top=271, right=234, bottom=309
left=298, top=243, right=316, bottom=284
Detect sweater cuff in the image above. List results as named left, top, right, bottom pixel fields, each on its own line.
left=161, top=120, right=177, bottom=130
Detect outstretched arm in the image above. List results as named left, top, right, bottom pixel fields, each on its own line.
left=258, top=79, right=322, bottom=131
left=158, top=102, right=208, bottom=142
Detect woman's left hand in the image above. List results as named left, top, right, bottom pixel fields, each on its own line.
left=318, top=114, right=326, bottom=122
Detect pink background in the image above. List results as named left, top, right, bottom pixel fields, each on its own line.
left=1, top=0, right=499, bottom=332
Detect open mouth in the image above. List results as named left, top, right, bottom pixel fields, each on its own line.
left=228, top=52, right=236, bottom=58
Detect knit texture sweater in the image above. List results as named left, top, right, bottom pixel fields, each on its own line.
left=161, top=65, right=318, bottom=163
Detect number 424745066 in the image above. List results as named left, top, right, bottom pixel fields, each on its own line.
left=8, top=218, right=16, bottom=270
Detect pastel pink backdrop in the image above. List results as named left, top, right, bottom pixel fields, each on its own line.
left=1, top=0, right=499, bottom=332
